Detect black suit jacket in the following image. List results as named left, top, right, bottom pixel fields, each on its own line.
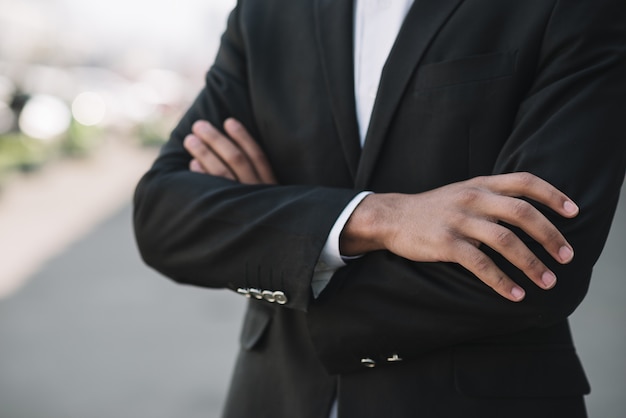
left=134, top=0, right=626, bottom=417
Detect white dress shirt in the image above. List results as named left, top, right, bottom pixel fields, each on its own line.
left=354, top=0, right=415, bottom=144
left=312, top=0, right=414, bottom=301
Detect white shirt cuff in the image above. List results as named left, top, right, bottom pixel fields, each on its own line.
left=311, top=191, right=372, bottom=298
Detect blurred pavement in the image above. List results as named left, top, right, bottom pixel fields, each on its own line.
left=0, top=151, right=624, bottom=417
left=0, top=144, right=247, bottom=418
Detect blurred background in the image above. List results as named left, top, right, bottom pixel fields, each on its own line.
left=0, top=0, right=624, bottom=417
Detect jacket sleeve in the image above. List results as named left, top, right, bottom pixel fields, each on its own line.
left=306, top=0, right=626, bottom=374
left=132, top=2, right=359, bottom=311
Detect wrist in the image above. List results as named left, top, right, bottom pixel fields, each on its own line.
left=339, top=193, right=400, bottom=256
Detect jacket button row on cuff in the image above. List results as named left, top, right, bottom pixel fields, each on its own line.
left=236, top=288, right=288, bottom=305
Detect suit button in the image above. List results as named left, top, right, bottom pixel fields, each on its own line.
left=249, top=288, right=263, bottom=300
left=386, top=354, right=403, bottom=362
left=361, top=358, right=376, bottom=368
left=236, top=288, right=251, bottom=298
left=273, top=291, right=288, bottom=305
left=262, top=290, right=276, bottom=303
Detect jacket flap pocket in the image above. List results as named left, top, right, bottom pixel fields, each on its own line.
left=454, top=347, right=590, bottom=397
left=415, top=51, right=517, bottom=91
left=239, top=300, right=273, bottom=350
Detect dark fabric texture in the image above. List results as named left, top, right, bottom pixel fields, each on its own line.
left=133, top=0, right=626, bottom=416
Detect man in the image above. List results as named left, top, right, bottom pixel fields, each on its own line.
left=133, top=0, right=626, bottom=417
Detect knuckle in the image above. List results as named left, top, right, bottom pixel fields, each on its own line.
left=494, top=229, right=515, bottom=247
left=511, top=200, right=532, bottom=219
left=457, top=188, right=481, bottom=205
left=542, top=228, right=561, bottom=247
left=545, top=225, right=562, bottom=241
left=516, top=172, right=535, bottom=188
left=525, top=255, right=541, bottom=272
left=470, top=252, right=491, bottom=274
left=469, top=175, right=487, bottom=186
left=491, top=274, right=507, bottom=291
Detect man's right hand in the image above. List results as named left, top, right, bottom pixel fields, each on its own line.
left=182, top=119, right=579, bottom=303
left=340, top=173, right=579, bottom=302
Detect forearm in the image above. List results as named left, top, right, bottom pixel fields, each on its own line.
left=134, top=158, right=359, bottom=311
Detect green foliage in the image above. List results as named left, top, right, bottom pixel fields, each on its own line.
left=0, top=121, right=102, bottom=186
left=0, top=133, right=51, bottom=173
left=63, top=120, right=103, bottom=156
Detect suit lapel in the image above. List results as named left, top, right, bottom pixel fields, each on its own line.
left=355, top=0, right=465, bottom=189
left=314, top=0, right=361, bottom=181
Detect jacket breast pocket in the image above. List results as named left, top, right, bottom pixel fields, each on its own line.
left=414, top=51, right=517, bottom=91
left=453, top=346, right=590, bottom=398
left=239, top=299, right=274, bottom=350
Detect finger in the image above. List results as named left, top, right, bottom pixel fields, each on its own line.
left=474, top=191, right=574, bottom=265
left=479, top=172, right=579, bottom=218
left=468, top=220, right=557, bottom=290
left=189, top=159, right=206, bottom=173
left=454, top=241, right=526, bottom=302
left=192, top=120, right=259, bottom=184
left=183, top=134, right=236, bottom=181
left=224, top=118, right=277, bottom=184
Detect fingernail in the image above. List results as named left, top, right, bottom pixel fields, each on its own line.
left=184, top=135, right=200, bottom=147
left=511, top=286, right=525, bottom=301
left=195, top=121, right=213, bottom=134
left=559, top=246, right=574, bottom=263
left=541, top=271, right=557, bottom=289
left=200, top=123, right=213, bottom=134
left=563, top=201, right=578, bottom=215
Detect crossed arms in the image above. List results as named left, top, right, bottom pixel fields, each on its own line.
left=184, top=118, right=578, bottom=303
left=134, top=0, right=626, bottom=373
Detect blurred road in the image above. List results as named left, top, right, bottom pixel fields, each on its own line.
left=0, top=203, right=246, bottom=418
left=0, top=164, right=624, bottom=417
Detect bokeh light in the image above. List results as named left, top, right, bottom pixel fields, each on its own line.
left=18, top=94, right=71, bottom=141
left=72, top=91, right=106, bottom=126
